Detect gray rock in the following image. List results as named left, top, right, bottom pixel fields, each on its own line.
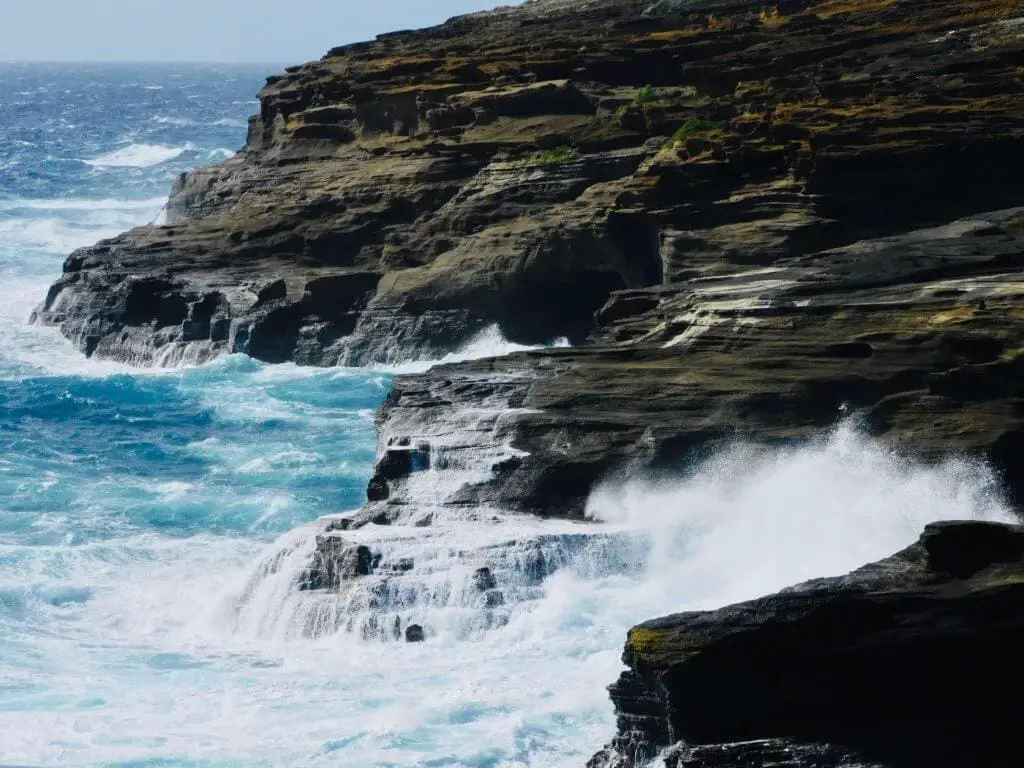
left=298, top=535, right=373, bottom=591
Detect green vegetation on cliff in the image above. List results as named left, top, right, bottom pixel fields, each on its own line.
left=513, top=145, right=580, bottom=167
left=671, top=117, right=727, bottom=141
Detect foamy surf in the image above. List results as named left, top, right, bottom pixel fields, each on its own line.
left=153, top=115, right=196, bottom=125
left=0, top=217, right=125, bottom=254
left=380, top=325, right=571, bottom=374
left=1, top=419, right=1012, bottom=767
left=83, top=142, right=195, bottom=168
left=0, top=196, right=168, bottom=212
left=0, top=192, right=170, bottom=378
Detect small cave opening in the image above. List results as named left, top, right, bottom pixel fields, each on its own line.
left=500, top=270, right=629, bottom=346
left=606, top=212, right=664, bottom=287
left=123, top=279, right=189, bottom=328
left=494, top=217, right=664, bottom=346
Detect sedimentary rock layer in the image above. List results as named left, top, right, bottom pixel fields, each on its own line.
left=369, top=206, right=1024, bottom=522
left=591, top=520, right=1024, bottom=768
left=35, top=2, right=1024, bottom=762
left=35, top=0, right=1024, bottom=502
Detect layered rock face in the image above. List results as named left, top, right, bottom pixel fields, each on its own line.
left=368, top=203, right=1024, bottom=522
left=590, top=520, right=1024, bottom=767
left=34, top=0, right=1024, bottom=369
left=358, top=0, right=1024, bottom=515
left=37, top=0, right=1023, bottom=505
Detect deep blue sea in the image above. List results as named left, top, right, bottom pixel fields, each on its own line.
left=0, top=63, right=1014, bottom=768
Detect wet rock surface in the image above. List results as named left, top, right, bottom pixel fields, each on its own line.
left=372, top=204, right=1024, bottom=520
left=298, top=535, right=374, bottom=591
left=660, top=740, right=871, bottom=768
left=279, top=516, right=642, bottom=645
left=592, top=520, right=1024, bottom=768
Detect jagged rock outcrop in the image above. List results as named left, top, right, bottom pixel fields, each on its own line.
left=367, top=205, right=1024, bottom=522
left=591, top=520, right=1024, bottom=768
left=298, top=532, right=374, bottom=591
left=33, top=0, right=1024, bottom=504
left=34, top=0, right=1024, bottom=373
left=35, top=2, right=1023, bottom=760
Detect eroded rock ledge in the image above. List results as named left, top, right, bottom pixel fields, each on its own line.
left=33, top=0, right=1024, bottom=503
left=366, top=205, right=1024, bottom=525
left=589, top=520, right=1024, bottom=768
left=34, top=0, right=1024, bottom=371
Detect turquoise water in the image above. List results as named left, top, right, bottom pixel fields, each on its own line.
left=0, top=63, right=385, bottom=539
left=1, top=63, right=1015, bottom=768
left=0, top=64, right=389, bottom=765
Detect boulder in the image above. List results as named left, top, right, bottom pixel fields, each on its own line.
left=593, top=520, right=1024, bottom=767
left=298, top=535, right=374, bottom=591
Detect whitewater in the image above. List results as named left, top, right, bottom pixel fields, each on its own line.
left=0, top=63, right=1016, bottom=767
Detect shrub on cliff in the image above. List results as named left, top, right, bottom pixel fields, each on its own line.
left=514, top=146, right=579, bottom=167
left=635, top=85, right=657, bottom=104
left=672, top=118, right=728, bottom=141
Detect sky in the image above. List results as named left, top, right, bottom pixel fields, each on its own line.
left=0, top=1, right=514, bottom=64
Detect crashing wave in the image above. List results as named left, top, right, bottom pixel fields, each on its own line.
left=84, top=143, right=195, bottom=168
left=378, top=325, right=570, bottom=374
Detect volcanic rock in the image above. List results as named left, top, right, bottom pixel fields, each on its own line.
left=473, top=567, right=498, bottom=592
left=35, top=0, right=1024, bottom=387
left=591, top=520, right=1024, bottom=768
left=298, top=535, right=374, bottom=591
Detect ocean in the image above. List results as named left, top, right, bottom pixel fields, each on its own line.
left=0, top=63, right=1014, bottom=767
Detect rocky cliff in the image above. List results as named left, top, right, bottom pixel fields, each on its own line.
left=590, top=520, right=1024, bottom=767
left=34, top=0, right=1024, bottom=764
left=34, top=0, right=1024, bottom=506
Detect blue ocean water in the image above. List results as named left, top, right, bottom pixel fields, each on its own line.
left=0, top=63, right=1015, bottom=768
left=0, top=64, right=389, bottom=765
left=0, top=64, right=384, bottom=526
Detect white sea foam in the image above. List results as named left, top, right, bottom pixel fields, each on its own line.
left=585, top=423, right=1015, bottom=609
left=152, top=115, right=196, bottom=126
left=83, top=143, right=194, bottom=168
left=0, top=217, right=124, bottom=255
left=0, top=277, right=123, bottom=379
left=0, top=196, right=168, bottom=212
left=382, top=325, right=571, bottom=374
left=0, top=195, right=166, bottom=379
left=1, top=425, right=1012, bottom=766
